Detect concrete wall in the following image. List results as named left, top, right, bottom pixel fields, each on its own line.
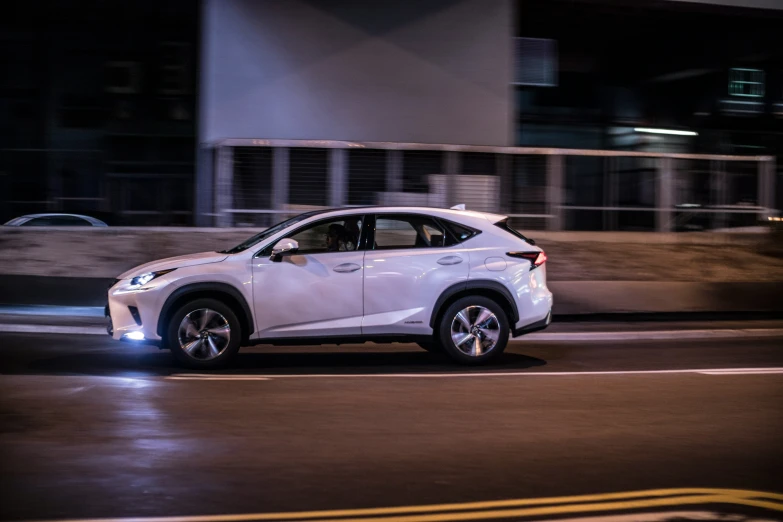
left=2, top=229, right=781, bottom=313
left=2, top=228, right=781, bottom=280
left=200, top=0, right=513, bottom=146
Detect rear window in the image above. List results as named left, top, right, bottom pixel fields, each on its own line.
left=494, top=219, right=535, bottom=245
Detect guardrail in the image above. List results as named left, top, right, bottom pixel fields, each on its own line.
left=207, top=139, right=777, bottom=232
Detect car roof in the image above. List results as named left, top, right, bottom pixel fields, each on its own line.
left=297, top=206, right=506, bottom=226
left=6, top=213, right=108, bottom=225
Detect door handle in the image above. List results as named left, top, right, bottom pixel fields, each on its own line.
left=333, top=263, right=361, bottom=273
left=437, top=255, right=463, bottom=265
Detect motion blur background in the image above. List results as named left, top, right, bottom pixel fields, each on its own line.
left=1, top=0, right=781, bottom=231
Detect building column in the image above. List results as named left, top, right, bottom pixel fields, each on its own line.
left=444, top=151, right=460, bottom=208
left=214, top=145, right=233, bottom=227
left=386, top=150, right=403, bottom=194
left=546, top=155, right=564, bottom=231
left=710, top=160, right=728, bottom=230
left=194, top=145, right=214, bottom=226
left=758, top=158, right=776, bottom=220
left=656, top=157, right=674, bottom=233
left=272, top=147, right=289, bottom=211
left=603, top=157, right=619, bottom=231
left=329, top=148, right=347, bottom=207
left=497, top=153, right=513, bottom=214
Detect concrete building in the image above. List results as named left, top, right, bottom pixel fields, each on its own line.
left=1, top=0, right=781, bottom=228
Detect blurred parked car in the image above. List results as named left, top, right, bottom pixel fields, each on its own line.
left=4, top=213, right=108, bottom=227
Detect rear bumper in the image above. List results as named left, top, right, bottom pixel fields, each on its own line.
left=512, top=310, right=552, bottom=337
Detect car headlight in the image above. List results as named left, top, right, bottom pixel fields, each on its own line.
left=129, top=269, right=176, bottom=289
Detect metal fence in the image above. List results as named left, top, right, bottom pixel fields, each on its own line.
left=210, top=139, right=778, bottom=232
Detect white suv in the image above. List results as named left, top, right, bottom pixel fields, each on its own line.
left=106, top=207, right=553, bottom=368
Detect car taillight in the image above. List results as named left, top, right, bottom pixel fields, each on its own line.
left=507, top=251, right=547, bottom=269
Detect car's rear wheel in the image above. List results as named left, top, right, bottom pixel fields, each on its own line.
left=167, top=298, right=241, bottom=369
left=437, top=296, right=509, bottom=365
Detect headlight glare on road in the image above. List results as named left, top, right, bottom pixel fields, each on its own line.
left=129, top=269, right=176, bottom=289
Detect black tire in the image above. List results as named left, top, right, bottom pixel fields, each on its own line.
left=417, top=341, right=443, bottom=353
left=437, top=296, right=509, bottom=365
left=166, top=298, right=242, bottom=369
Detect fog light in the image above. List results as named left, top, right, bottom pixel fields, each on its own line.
left=123, top=331, right=145, bottom=341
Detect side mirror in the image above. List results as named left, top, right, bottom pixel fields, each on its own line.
left=270, top=238, right=298, bottom=262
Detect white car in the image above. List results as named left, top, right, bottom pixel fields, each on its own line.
left=5, top=213, right=108, bottom=227
left=106, top=206, right=553, bottom=368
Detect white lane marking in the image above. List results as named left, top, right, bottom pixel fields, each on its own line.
left=0, top=324, right=108, bottom=335
left=522, top=328, right=783, bottom=341
left=166, top=367, right=783, bottom=381
left=2, top=324, right=783, bottom=341
left=698, top=368, right=783, bottom=375
left=0, top=305, right=105, bottom=317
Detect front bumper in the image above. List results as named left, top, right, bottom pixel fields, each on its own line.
left=106, top=279, right=171, bottom=344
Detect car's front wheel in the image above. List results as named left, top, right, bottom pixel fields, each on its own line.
left=166, top=298, right=241, bottom=369
left=438, top=296, right=509, bottom=365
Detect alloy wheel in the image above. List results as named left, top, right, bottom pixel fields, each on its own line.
left=177, top=308, right=231, bottom=361
left=450, top=305, right=501, bottom=357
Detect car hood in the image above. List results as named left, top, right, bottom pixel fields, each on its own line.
left=118, top=251, right=229, bottom=279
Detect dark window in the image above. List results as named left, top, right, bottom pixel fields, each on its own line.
left=374, top=215, right=446, bottom=250
left=289, top=216, right=363, bottom=254
left=289, top=148, right=328, bottom=206
left=441, top=219, right=481, bottom=245
left=257, top=216, right=365, bottom=257
left=403, top=151, right=443, bottom=194
left=494, top=219, right=534, bottom=244
left=348, top=150, right=386, bottom=205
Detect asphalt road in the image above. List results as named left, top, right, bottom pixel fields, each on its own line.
left=1, top=327, right=782, bottom=522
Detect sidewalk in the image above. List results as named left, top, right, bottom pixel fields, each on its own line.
left=2, top=305, right=782, bottom=341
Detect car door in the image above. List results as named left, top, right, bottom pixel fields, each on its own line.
left=363, top=214, right=469, bottom=336
left=251, top=214, right=366, bottom=339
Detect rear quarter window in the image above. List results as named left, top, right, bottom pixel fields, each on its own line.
left=494, top=219, right=535, bottom=245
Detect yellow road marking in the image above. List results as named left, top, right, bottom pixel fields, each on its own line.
left=305, top=495, right=783, bottom=522
left=25, top=488, right=783, bottom=522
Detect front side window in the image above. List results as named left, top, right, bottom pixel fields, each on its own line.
left=374, top=215, right=446, bottom=250
left=287, top=216, right=364, bottom=255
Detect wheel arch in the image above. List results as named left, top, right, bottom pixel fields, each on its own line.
left=430, top=280, right=519, bottom=330
left=157, top=283, right=254, bottom=343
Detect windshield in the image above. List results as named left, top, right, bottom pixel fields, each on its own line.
left=218, top=211, right=323, bottom=254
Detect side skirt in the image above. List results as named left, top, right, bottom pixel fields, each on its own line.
left=244, top=334, right=433, bottom=347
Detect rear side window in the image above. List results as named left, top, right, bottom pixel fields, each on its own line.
left=440, top=219, right=481, bottom=246
left=494, top=219, right=535, bottom=245
left=374, top=215, right=446, bottom=249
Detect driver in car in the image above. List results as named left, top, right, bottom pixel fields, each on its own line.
left=326, top=223, right=356, bottom=252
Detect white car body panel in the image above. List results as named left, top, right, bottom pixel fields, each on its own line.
left=106, top=206, right=553, bottom=350
left=251, top=251, right=364, bottom=338
left=118, top=252, right=228, bottom=279
left=363, top=247, right=468, bottom=335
